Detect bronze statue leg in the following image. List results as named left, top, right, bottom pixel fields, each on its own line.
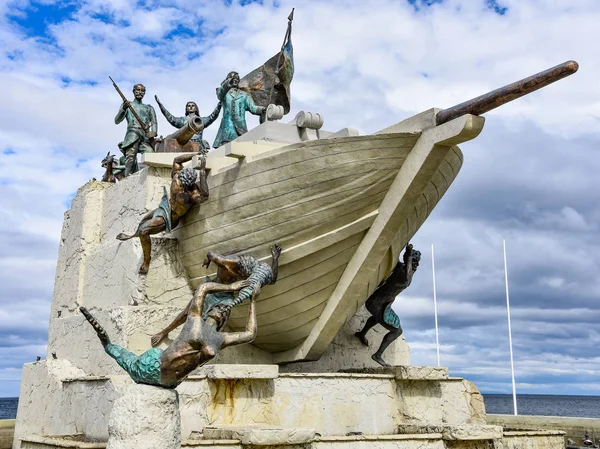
left=123, top=143, right=138, bottom=177
left=116, top=210, right=155, bottom=241
left=80, top=307, right=111, bottom=346
left=206, top=251, right=241, bottom=273
left=355, top=316, right=377, bottom=347
left=372, top=327, right=403, bottom=367
left=137, top=216, right=167, bottom=274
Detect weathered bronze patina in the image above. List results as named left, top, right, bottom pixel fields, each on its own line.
left=151, top=244, right=282, bottom=347
left=111, top=78, right=158, bottom=177
left=155, top=96, right=222, bottom=152
left=213, top=71, right=266, bottom=148
left=116, top=152, right=209, bottom=274
left=355, top=244, right=421, bottom=366
left=79, top=278, right=257, bottom=388
left=436, top=60, right=579, bottom=125
left=100, top=152, right=124, bottom=183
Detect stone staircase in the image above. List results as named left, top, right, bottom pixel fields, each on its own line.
left=14, top=365, right=564, bottom=449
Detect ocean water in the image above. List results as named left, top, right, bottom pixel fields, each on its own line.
left=1, top=394, right=600, bottom=420
left=484, top=394, right=600, bottom=418
left=0, top=398, right=18, bottom=419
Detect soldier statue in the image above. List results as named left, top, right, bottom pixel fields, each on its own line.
left=213, top=71, right=266, bottom=148
left=355, top=244, right=421, bottom=366
left=155, top=96, right=222, bottom=152
left=113, top=83, right=157, bottom=177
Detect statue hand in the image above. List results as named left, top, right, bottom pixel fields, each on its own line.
left=154, top=95, right=161, bottom=105
left=271, top=243, right=282, bottom=259
left=122, top=100, right=130, bottom=110
left=202, top=251, right=214, bottom=269
left=196, top=154, right=207, bottom=171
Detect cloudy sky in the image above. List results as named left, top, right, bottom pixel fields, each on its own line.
left=0, top=0, right=598, bottom=400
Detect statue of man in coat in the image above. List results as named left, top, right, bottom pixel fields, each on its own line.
left=114, top=83, right=157, bottom=177
left=213, top=71, right=265, bottom=148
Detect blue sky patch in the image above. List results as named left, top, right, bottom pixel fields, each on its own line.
left=8, top=1, right=78, bottom=41
left=407, top=0, right=444, bottom=11
left=3, top=149, right=16, bottom=156
left=486, top=0, right=508, bottom=15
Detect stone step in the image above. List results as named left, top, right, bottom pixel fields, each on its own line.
left=20, top=435, right=104, bottom=449
left=397, top=424, right=503, bottom=441
left=18, top=429, right=567, bottom=449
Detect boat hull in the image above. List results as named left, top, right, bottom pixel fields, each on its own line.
left=177, top=133, right=464, bottom=353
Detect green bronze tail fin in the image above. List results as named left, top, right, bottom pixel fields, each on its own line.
left=80, top=307, right=111, bottom=346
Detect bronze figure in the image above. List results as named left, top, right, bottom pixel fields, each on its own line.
left=151, top=244, right=281, bottom=347
left=101, top=152, right=126, bottom=183
left=212, top=71, right=266, bottom=148
left=112, top=80, right=158, bottom=177
left=355, top=244, right=421, bottom=366
left=155, top=96, right=221, bottom=152
left=116, top=153, right=209, bottom=274
left=80, top=278, right=257, bottom=388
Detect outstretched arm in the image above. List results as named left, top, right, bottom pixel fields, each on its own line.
left=151, top=299, right=192, bottom=347
left=155, top=95, right=185, bottom=128
left=402, top=243, right=413, bottom=277
left=203, top=102, right=222, bottom=128
left=190, top=280, right=251, bottom=316
left=171, top=152, right=199, bottom=178
left=269, top=243, right=282, bottom=284
left=221, top=295, right=257, bottom=348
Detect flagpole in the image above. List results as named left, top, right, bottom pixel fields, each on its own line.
left=503, top=239, right=518, bottom=415
left=431, top=244, right=440, bottom=366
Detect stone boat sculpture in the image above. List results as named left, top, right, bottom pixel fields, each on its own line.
left=145, top=60, right=578, bottom=363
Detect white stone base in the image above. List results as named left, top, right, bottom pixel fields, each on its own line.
left=106, top=384, right=181, bottom=449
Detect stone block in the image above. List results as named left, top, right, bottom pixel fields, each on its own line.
left=203, top=425, right=316, bottom=445
left=343, top=366, right=448, bottom=380
left=107, top=384, right=181, bottom=449
left=397, top=424, right=503, bottom=440
left=194, top=365, right=279, bottom=379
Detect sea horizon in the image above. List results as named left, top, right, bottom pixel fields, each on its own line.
left=4, top=393, right=600, bottom=421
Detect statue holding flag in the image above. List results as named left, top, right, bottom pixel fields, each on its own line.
left=213, top=9, right=295, bottom=148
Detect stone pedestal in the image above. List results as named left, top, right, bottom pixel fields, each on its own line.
left=107, top=384, right=181, bottom=449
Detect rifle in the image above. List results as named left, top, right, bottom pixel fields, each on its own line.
left=109, top=76, right=153, bottom=136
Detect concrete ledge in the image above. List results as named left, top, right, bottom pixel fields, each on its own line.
left=21, top=435, right=105, bottom=448
left=203, top=425, right=316, bottom=445
left=192, top=364, right=279, bottom=379
left=342, top=366, right=448, bottom=380
left=398, top=424, right=502, bottom=440
left=183, top=439, right=241, bottom=448
left=316, top=434, right=443, bottom=441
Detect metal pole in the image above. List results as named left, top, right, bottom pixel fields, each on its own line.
left=503, top=239, right=518, bottom=415
left=431, top=244, right=440, bottom=366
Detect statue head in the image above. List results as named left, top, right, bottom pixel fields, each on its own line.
left=178, top=167, right=197, bottom=190
left=132, top=84, right=146, bottom=100
left=227, top=71, right=240, bottom=88
left=185, top=101, right=199, bottom=116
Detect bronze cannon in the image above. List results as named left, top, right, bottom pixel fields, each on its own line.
left=155, top=114, right=205, bottom=153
